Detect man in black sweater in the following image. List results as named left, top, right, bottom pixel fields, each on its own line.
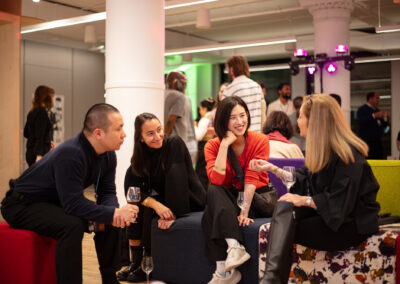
left=357, top=92, right=389, bottom=159
left=1, top=103, right=138, bottom=284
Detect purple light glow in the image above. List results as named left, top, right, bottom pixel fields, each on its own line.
left=326, top=63, right=337, bottom=73
left=294, top=49, right=307, bottom=57
left=307, top=66, right=317, bottom=75
left=335, top=45, right=348, bottom=54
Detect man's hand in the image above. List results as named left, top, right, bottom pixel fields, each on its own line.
left=112, top=204, right=139, bottom=228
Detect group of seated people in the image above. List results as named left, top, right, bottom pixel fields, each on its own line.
left=1, top=93, right=380, bottom=284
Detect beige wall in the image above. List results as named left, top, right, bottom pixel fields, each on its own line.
left=0, top=11, right=20, bottom=220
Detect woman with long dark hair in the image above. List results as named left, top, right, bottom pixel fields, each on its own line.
left=118, top=113, right=206, bottom=282
left=23, top=85, right=55, bottom=166
left=202, top=96, right=277, bottom=284
left=251, top=94, right=380, bottom=283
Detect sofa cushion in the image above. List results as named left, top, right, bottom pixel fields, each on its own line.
left=259, top=223, right=400, bottom=283
left=152, top=211, right=270, bottom=284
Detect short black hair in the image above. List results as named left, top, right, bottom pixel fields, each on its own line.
left=366, top=92, right=376, bottom=101
left=214, top=96, right=250, bottom=140
left=83, top=103, right=120, bottom=133
left=277, top=82, right=290, bottom=92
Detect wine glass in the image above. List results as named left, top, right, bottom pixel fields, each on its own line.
left=126, top=187, right=141, bottom=223
left=237, top=191, right=248, bottom=215
left=282, top=166, right=296, bottom=193
left=141, top=255, right=153, bottom=284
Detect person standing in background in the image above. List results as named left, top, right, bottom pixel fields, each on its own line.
left=288, top=96, right=306, bottom=153
left=222, top=55, right=265, bottom=132
left=266, top=83, right=295, bottom=118
left=194, top=98, right=216, bottom=189
left=23, top=85, right=55, bottom=166
left=357, top=92, right=389, bottom=159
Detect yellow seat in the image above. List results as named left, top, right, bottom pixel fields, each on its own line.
left=368, top=160, right=400, bottom=216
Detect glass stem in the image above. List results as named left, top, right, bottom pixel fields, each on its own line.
left=146, top=273, right=149, bottom=284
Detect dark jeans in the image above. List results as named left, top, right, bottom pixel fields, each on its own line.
left=1, top=190, right=122, bottom=284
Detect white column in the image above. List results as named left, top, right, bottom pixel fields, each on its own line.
left=105, top=0, right=165, bottom=204
left=291, top=68, right=306, bottom=97
left=391, top=61, right=400, bottom=159
left=300, top=0, right=353, bottom=122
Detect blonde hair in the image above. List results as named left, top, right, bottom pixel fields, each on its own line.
left=302, top=94, right=368, bottom=173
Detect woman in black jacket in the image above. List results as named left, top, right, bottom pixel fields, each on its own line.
left=250, top=94, right=380, bottom=284
left=118, top=113, right=206, bottom=282
left=24, top=85, right=55, bottom=166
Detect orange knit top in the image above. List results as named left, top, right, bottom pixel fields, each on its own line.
left=204, top=131, right=270, bottom=190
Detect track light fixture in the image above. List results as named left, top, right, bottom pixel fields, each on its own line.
left=289, top=45, right=355, bottom=92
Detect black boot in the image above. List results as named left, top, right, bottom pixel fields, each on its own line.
left=126, top=267, right=149, bottom=283
left=117, top=246, right=142, bottom=281
left=260, top=201, right=295, bottom=284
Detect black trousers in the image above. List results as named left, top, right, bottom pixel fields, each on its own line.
left=1, top=190, right=122, bottom=284
left=293, top=206, right=370, bottom=251
left=201, top=184, right=273, bottom=261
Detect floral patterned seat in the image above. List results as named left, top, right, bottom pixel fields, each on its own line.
left=259, top=223, right=400, bottom=283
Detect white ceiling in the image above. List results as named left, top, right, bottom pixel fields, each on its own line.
left=21, top=0, right=400, bottom=63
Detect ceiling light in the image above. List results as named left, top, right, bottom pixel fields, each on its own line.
left=294, top=49, right=307, bottom=57
left=165, top=0, right=217, bottom=10
left=355, top=56, right=400, bottom=63
left=307, top=65, right=317, bottom=75
left=165, top=36, right=296, bottom=56
left=84, top=25, right=96, bottom=44
left=335, top=44, right=348, bottom=54
left=326, top=63, right=337, bottom=73
left=196, top=8, right=211, bottom=29
left=32, top=0, right=40, bottom=3
left=22, top=1, right=216, bottom=34
left=375, top=25, right=400, bottom=33
left=21, top=12, right=106, bottom=34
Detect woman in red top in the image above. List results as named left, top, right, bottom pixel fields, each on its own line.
left=202, top=96, right=277, bottom=284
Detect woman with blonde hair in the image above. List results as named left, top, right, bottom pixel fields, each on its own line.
left=250, top=94, right=380, bottom=284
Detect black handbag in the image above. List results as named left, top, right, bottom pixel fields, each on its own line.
left=228, top=147, right=277, bottom=217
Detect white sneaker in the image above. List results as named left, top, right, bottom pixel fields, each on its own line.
left=225, top=245, right=251, bottom=271
left=207, top=270, right=241, bottom=284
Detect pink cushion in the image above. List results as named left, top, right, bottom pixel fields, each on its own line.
left=0, top=222, right=57, bottom=284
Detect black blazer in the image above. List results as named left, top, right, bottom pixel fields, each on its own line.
left=357, top=104, right=387, bottom=142
left=292, top=147, right=380, bottom=235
